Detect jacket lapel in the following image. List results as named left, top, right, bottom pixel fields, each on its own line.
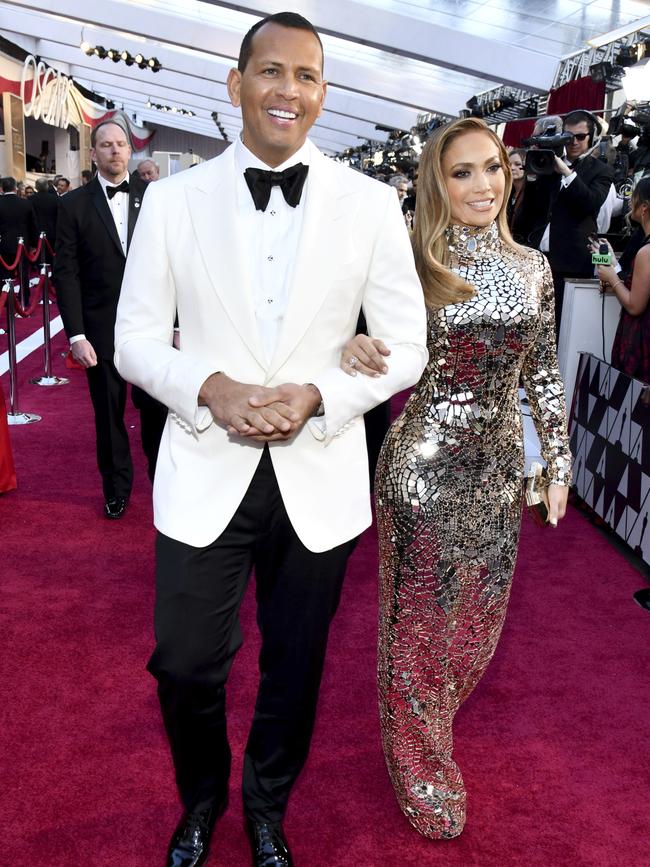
left=184, top=147, right=267, bottom=369
left=266, top=144, right=351, bottom=380
left=89, top=176, right=123, bottom=258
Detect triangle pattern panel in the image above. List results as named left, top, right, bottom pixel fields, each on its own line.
left=570, top=353, right=650, bottom=567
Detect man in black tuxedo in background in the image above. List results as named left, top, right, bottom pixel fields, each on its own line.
left=54, top=118, right=167, bottom=518
left=0, top=176, right=38, bottom=287
left=31, top=178, right=59, bottom=248
left=540, top=110, right=613, bottom=335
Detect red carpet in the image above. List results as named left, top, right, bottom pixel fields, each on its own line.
left=2, top=318, right=649, bottom=867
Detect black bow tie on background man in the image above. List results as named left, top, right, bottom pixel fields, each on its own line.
left=106, top=179, right=130, bottom=199
left=244, top=163, right=309, bottom=212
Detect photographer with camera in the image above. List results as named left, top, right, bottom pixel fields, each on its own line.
left=540, top=110, right=614, bottom=335
left=515, top=112, right=613, bottom=336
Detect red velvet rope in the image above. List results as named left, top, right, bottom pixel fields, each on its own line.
left=12, top=274, right=46, bottom=318
left=0, top=234, right=55, bottom=270
left=0, top=241, right=24, bottom=272
left=22, top=236, right=43, bottom=263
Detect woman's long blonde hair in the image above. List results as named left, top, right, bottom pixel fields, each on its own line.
left=412, top=117, right=524, bottom=309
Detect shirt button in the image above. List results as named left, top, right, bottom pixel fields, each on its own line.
left=267, top=255, right=274, bottom=261
left=270, top=210, right=276, bottom=216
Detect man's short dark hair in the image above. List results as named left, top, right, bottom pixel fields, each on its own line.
left=58, top=177, right=70, bottom=186
left=238, top=12, right=323, bottom=73
left=1, top=176, right=16, bottom=193
left=564, top=110, right=597, bottom=137
left=35, top=178, right=49, bottom=193
left=81, top=169, right=92, bottom=180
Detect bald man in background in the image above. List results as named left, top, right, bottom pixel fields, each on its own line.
left=137, top=159, right=160, bottom=182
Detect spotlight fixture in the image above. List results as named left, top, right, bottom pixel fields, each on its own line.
left=589, top=60, right=625, bottom=91
left=81, top=43, right=162, bottom=72
left=147, top=98, right=194, bottom=117
left=615, top=45, right=641, bottom=67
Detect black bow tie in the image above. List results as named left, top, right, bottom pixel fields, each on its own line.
left=244, top=163, right=309, bottom=212
left=106, top=180, right=129, bottom=199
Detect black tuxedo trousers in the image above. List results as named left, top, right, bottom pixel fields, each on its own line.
left=86, top=360, right=167, bottom=498
left=149, top=447, right=354, bottom=821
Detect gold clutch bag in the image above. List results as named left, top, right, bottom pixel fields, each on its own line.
left=524, top=461, right=550, bottom=528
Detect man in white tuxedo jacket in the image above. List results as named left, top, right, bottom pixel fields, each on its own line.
left=115, top=12, right=427, bottom=867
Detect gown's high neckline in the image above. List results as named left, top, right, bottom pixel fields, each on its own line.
left=445, top=221, right=500, bottom=259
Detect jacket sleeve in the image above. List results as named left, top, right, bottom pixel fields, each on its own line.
left=53, top=199, right=85, bottom=340
left=560, top=160, right=613, bottom=218
left=310, top=185, right=428, bottom=444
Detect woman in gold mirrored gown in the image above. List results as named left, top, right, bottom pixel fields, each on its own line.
left=342, top=118, right=572, bottom=839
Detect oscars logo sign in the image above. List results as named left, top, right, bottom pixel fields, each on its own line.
left=20, top=55, right=71, bottom=129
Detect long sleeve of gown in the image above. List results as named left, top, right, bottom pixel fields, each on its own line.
left=521, top=253, right=572, bottom=486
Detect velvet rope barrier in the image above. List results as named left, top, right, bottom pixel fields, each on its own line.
left=0, top=233, right=53, bottom=270
left=43, top=236, right=55, bottom=259
left=22, top=236, right=44, bottom=263
left=12, top=275, right=45, bottom=318
left=29, top=259, right=68, bottom=388
left=3, top=278, right=41, bottom=425
left=0, top=239, right=25, bottom=273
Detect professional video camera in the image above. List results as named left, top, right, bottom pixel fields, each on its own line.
left=608, top=109, right=650, bottom=142
left=521, top=125, right=574, bottom=175
left=608, top=103, right=650, bottom=176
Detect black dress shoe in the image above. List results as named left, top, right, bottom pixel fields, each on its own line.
left=245, top=819, right=293, bottom=867
left=104, top=496, right=128, bottom=519
left=166, top=801, right=225, bottom=867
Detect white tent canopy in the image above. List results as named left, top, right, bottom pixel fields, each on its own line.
left=1, top=0, right=649, bottom=154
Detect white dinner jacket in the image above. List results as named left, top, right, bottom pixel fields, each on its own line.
left=115, top=140, right=427, bottom=551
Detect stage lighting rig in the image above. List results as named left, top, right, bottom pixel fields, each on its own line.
left=81, top=42, right=162, bottom=72
left=146, top=99, right=194, bottom=117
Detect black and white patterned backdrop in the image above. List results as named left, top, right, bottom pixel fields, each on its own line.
left=569, top=352, right=650, bottom=567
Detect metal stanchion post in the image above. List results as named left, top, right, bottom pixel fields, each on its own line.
left=5, top=279, right=41, bottom=425
left=16, top=237, right=26, bottom=310
left=30, top=241, right=68, bottom=386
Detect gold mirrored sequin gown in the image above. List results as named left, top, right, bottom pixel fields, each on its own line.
left=376, top=221, right=571, bottom=839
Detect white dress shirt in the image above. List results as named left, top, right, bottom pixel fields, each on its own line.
left=97, top=170, right=129, bottom=255
left=70, top=170, right=129, bottom=345
left=234, top=136, right=309, bottom=363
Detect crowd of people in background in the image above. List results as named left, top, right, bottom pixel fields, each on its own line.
left=0, top=154, right=163, bottom=500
